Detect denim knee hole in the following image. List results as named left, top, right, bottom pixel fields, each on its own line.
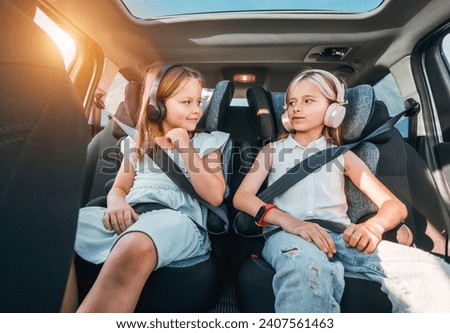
left=280, top=247, right=299, bottom=256
left=309, top=262, right=322, bottom=296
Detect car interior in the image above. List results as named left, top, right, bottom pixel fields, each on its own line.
left=1, top=0, right=450, bottom=313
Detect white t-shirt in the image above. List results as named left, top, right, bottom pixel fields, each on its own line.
left=268, top=135, right=351, bottom=226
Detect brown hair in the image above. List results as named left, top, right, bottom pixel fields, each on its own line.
left=134, top=65, right=205, bottom=160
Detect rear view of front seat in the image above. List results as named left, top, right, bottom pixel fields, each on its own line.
left=0, top=0, right=89, bottom=312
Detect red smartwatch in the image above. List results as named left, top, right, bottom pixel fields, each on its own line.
left=254, top=203, right=277, bottom=227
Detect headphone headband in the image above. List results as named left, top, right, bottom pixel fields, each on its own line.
left=147, top=64, right=175, bottom=122
left=148, top=64, right=174, bottom=108
left=282, top=69, right=347, bottom=130
left=284, top=69, right=347, bottom=108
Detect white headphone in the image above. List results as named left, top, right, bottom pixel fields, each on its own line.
left=281, top=69, right=347, bottom=131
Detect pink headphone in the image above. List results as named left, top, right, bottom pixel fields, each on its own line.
left=281, top=70, right=347, bottom=131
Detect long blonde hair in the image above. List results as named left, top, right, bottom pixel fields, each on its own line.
left=134, top=65, right=205, bottom=160
left=283, top=69, right=346, bottom=146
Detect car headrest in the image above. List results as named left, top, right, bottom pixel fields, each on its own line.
left=112, top=81, right=141, bottom=138
left=124, top=80, right=141, bottom=125
left=246, top=86, right=277, bottom=142
left=343, top=84, right=391, bottom=144
left=198, top=80, right=234, bottom=132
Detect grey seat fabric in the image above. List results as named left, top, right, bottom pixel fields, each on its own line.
left=0, top=0, right=89, bottom=312
left=111, top=80, right=141, bottom=138
left=343, top=85, right=445, bottom=250
left=198, top=80, right=234, bottom=133
left=199, top=80, right=235, bottom=197
left=81, top=81, right=141, bottom=206
left=235, top=84, right=446, bottom=312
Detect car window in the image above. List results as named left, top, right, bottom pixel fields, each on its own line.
left=33, top=8, right=76, bottom=70
left=121, top=0, right=385, bottom=18
left=373, top=73, right=408, bottom=137
left=103, top=72, right=128, bottom=127
left=442, top=33, right=450, bottom=71
left=230, top=98, right=249, bottom=107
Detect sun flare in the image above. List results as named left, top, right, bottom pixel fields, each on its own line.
left=34, top=9, right=76, bottom=69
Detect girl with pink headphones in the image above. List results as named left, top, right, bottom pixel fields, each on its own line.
left=233, top=69, right=450, bottom=312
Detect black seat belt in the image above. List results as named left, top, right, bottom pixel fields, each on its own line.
left=234, top=100, right=420, bottom=237
left=260, top=105, right=416, bottom=201
left=104, top=108, right=229, bottom=234
left=150, top=147, right=229, bottom=234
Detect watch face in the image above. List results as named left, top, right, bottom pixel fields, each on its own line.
left=255, top=205, right=266, bottom=221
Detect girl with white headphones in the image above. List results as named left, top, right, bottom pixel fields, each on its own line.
left=233, top=69, right=450, bottom=312
left=280, top=68, right=347, bottom=142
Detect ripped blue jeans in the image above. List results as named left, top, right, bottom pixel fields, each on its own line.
left=262, top=231, right=450, bottom=312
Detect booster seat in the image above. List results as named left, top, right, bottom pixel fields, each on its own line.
left=235, top=84, right=447, bottom=312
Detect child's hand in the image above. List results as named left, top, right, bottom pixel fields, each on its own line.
left=343, top=221, right=384, bottom=254
left=103, top=202, right=138, bottom=234
left=165, top=128, right=191, bottom=150
left=282, top=219, right=336, bottom=258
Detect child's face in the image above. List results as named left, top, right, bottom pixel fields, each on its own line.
left=163, top=78, right=203, bottom=132
left=286, top=79, right=330, bottom=133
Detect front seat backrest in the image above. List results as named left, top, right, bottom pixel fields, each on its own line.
left=0, top=0, right=89, bottom=312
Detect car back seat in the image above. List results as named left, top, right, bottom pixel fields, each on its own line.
left=234, top=84, right=448, bottom=312
left=81, top=80, right=141, bottom=206
left=75, top=79, right=235, bottom=312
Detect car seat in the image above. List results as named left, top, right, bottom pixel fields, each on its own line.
left=75, top=79, right=235, bottom=312
left=81, top=80, right=141, bottom=206
left=235, top=84, right=448, bottom=312
left=0, top=0, right=89, bottom=312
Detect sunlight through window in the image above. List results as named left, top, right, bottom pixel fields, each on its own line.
left=34, top=9, right=76, bottom=69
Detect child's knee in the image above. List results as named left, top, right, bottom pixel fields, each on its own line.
left=277, top=245, right=329, bottom=272
left=275, top=253, right=335, bottom=299
left=111, top=232, right=157, bottom=270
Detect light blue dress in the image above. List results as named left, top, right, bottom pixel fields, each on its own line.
left=75, top=131, right=229, bottom=269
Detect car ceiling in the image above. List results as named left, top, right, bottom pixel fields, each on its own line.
left=41, top=0, right=450, bottom=97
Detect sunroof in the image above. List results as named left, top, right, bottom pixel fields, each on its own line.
left=121, top=0, right=384, bottom=19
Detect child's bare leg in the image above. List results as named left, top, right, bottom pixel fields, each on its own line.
left=60, top=256, right=78, bottom=312
left=77, top=232, right=157, bottom=313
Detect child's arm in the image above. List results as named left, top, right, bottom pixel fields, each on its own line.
left=233, top=143, right=336, bottom=258
left=103, top=158, right=138, bottom=234
left=343, top=151, right=408, bottom=254
left=164, top=128, right=226, bottom=206
left=233, top=143, right=274, bottom=217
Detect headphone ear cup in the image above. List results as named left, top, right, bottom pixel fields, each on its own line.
left=157, top=101, right=166, bottom=121
left=147, top=104, right=161, bottom=122
left=281, top=111, right=294, bottom=132
left=324, top=103, right=346, bottom=128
